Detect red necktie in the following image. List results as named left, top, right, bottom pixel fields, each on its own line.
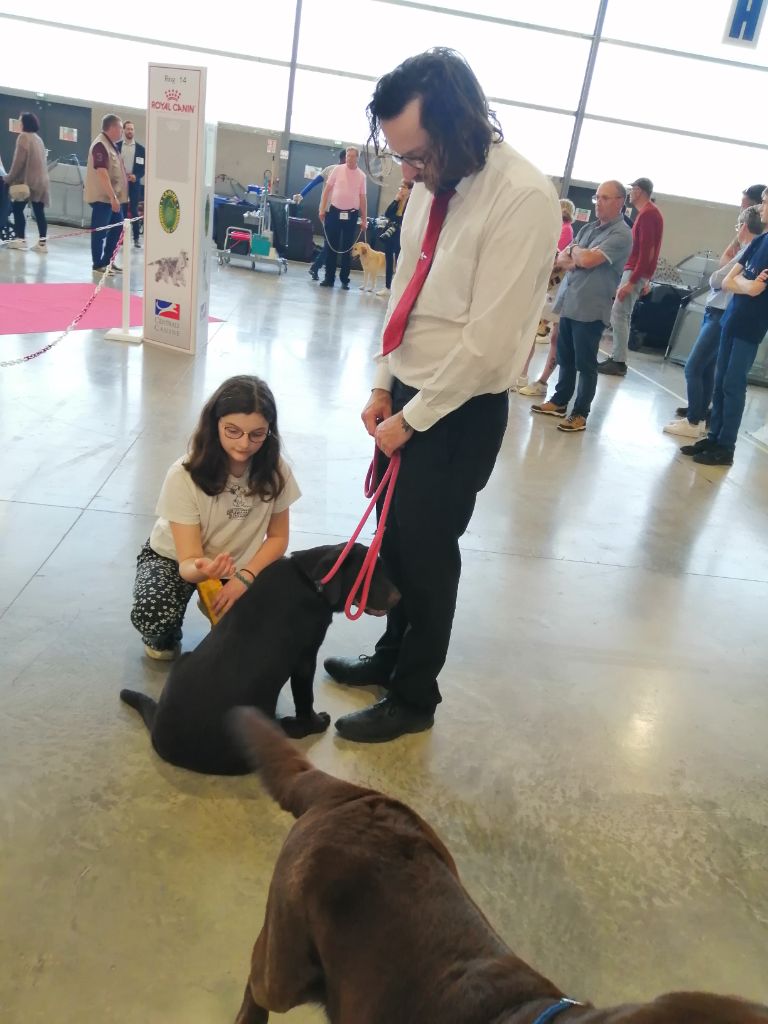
left=382, top=188, right=456, bottom=355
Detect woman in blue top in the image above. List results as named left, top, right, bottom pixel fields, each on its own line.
left=681, top=188, right=768, bottom=466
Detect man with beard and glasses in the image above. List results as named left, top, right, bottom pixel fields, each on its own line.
left=324, top=48, right=560, bottom=743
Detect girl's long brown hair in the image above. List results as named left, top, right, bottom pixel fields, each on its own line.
left=185, top=375, right=285, bottom=500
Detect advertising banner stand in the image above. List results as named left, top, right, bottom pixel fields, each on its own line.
left=143, top=64, right=215, bottom=354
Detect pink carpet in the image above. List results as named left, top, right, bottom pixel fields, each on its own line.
left=0, top=283, right=220, bottom=336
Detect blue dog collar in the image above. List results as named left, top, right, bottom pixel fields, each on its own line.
left=531, top=998, right=584, bottom=1024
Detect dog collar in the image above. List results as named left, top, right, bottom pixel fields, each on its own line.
left=530, top=998, right=584, bottom=1024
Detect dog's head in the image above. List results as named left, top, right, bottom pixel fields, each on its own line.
left=351, top=242, right=369, bottom=260
left=291, top=543, right=399, bottom=616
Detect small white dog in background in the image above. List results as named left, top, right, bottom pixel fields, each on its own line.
left=351, top=242, right=386, bottom=293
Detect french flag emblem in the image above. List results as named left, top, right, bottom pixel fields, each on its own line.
left=155, top=300, right=180, bottom=320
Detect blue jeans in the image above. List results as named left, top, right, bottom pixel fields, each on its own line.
left=90, top=202, right=123, bottom=268
left=610, top=269, right=647, bottom=362
left=551, top=317, right=604, bottom=418
left=707, top=326, right=760, bottom=450
left=684, top=307, right=723, bottom=424
left=310, top=241, right=327, bottom=274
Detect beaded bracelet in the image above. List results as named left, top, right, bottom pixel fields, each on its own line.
left=234, top=569, right=255, bottom=588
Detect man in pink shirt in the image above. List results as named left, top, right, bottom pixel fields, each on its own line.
left=598, top=176, right=664, bottom=376
left=318, top=146, right=368, bottom=289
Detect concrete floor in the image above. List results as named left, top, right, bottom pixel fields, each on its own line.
left=1, top=233, right=767, bottom=1023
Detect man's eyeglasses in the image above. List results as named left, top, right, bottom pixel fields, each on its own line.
left=222, top=423, right=271, bottom=444
left=369, top=146, right=427, bottom=171
left=591, top=193, right=624, bottom=204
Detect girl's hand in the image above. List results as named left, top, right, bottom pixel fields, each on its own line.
left=211, top=576, right=248, bottom=617
left=195, top=552, right=235, bottom=580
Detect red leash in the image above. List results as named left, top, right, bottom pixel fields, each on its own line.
left=319, top=447, right=401, bottom=620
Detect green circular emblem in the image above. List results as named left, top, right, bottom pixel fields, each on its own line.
left=159, top=189, right=181, bottom=233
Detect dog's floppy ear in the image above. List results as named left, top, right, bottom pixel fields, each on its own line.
left=290, top=543, right=347, bottom=606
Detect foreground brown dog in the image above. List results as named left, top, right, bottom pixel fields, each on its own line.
left=351, top=241, right=386, bottom=292
left=230, top=709, right=768, bottom=1024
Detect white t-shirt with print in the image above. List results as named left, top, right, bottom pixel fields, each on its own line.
left=149, top=456, right=301, bottom=565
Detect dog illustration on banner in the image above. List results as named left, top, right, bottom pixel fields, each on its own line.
left=148, top=250, right=189, bottom=287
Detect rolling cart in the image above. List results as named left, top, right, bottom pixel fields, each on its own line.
left=216, top=179, right=288, bottom=275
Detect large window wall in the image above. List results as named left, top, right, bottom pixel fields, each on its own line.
left=1, top=0, right=767, bottom=204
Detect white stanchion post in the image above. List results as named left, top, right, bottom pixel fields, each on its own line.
left=105, top=221, right=143, bottom=345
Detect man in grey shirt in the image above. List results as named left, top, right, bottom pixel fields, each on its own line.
left=532, top=180, right=632, bottom=432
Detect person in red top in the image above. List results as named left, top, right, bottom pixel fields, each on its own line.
left=598, top=176, right=664, bottom=376
left=557, top=197, right=574, bottom=251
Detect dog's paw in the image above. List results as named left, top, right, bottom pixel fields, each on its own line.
left=279, top=712, right=331, bottom=738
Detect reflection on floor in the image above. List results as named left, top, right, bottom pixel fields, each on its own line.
left=1, top=236, right=767, bottom=1022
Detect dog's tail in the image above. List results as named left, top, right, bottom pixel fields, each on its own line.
left=119, top=689, right=158, bottom=730
left=229, top=707, right=369, bottom=819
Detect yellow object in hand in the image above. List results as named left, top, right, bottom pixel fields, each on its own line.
left=197, top=579, right=224, bottom=625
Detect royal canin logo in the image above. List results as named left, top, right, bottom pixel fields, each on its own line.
left=151, top=87, right=196, bottom=113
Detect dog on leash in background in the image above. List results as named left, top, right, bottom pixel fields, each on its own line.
left=351, top=242, right=386, bottom=292
left=228, top=707, right=768, bottom=1024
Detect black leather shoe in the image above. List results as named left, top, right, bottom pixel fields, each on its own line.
left=693, top=445, right=733, bottom=466
left=341, top=281, right=350, bottom=290
left=597, top=358, right=627, bottom=376
left=680, top=437, right=716, bottom=456
left=335, top=697, right=434, bottom=743
left=676, top=405, right=712, bottom=425
left=323, top=654, right=391, bottom=687
left=308, top=267, right=319, bottom=281
left=319, top=279, right=334, bottom=288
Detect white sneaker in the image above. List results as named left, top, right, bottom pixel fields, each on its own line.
left=509, top=375, right=529, bottom=393
left=518, top=380, right=548, bottom=397
left=663, top=417, right=704, bottom=438
left=33, top=241, right=47, bottom=253
left=376, top=287, right=390, bottom=297
left=8, top=238, right=27, bottom=250
left=143, top=643, right=179, bottom=661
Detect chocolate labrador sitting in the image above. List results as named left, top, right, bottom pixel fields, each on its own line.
left=230, top=708, right=768, bottom=1024
left=119, top=543, right=398, bottom=775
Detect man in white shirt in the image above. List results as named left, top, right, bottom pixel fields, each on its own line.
left=116, top=120, right=146, bottom=246
left=318, top=146, right=367, bottom=289
left=325, top=48, right=560, bottom=742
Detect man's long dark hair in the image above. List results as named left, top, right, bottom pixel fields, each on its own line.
left=366, top=48, right=503, bottom=184
left=185, top=375, right=285, bottom=500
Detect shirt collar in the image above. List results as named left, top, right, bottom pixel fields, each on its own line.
left=596, top=214, right=624, bottom=228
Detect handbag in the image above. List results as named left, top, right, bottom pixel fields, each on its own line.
left=9, top=183, right=31, bottom=202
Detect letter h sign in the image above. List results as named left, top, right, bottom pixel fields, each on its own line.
left=725, top=0, right=767, bottom=46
